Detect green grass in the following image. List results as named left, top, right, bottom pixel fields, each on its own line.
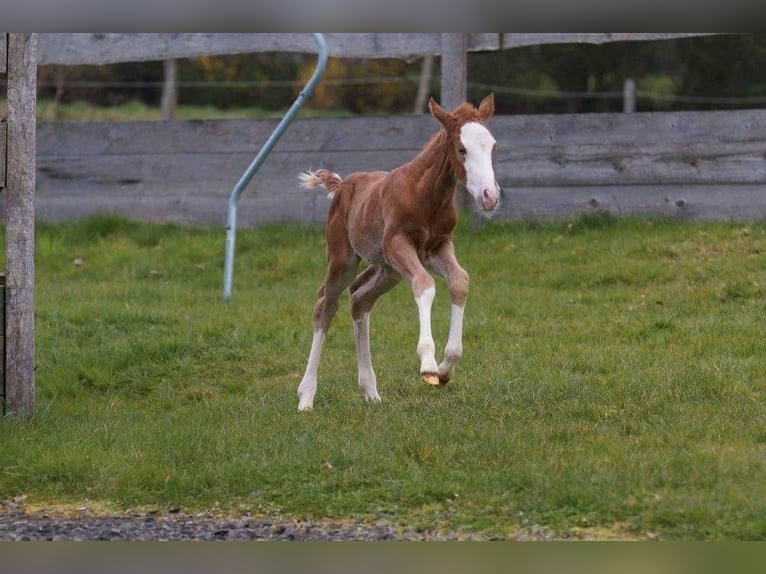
left=2, top=214, right=766, bottom=539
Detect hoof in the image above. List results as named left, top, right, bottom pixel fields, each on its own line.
left=421, top=372, right=443, bottom=387
left=438, top=373, right=451, bottom=385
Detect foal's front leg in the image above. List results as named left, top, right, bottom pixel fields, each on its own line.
left=384, top=234, right=440, bottom=386
left=426, top=241, right=469, bottom=385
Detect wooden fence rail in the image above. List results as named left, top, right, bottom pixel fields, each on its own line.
left=36, top=33, right=718, bottom=65
left=15, top=107, right=764, bottom=228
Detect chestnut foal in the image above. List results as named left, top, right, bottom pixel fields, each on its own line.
left=297, top=94, right=501, bottom=411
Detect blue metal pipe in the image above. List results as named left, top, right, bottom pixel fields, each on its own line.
left=223, top=33, right=327, bottom=300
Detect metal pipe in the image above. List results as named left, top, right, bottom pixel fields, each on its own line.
left=223, top=33, right=327, bottom=300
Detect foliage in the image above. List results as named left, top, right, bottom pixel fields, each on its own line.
left=1, top=215, right=766, bottom=540
left=21, top=34, right=766, bottom=117
left=297, top=57, right=421, bottom=114
left=178, top=53, right=311, bottom=110
left=472, top=34, right=766, bottom=113
left=637, top=74, right=682, bottom=109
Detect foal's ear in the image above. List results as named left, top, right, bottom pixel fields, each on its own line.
left=429, top=98, right=454, bottom=128
left=478, top=93, right=495, bottom=120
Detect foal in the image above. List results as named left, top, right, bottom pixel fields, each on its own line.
left=297, top=94, right=500, bottom=411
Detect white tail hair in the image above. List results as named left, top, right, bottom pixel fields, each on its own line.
left=299, top=169, right=342, bottom=199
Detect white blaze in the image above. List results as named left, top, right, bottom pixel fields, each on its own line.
left=460, top=122, right=500, bottom=211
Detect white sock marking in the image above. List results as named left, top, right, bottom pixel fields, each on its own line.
left=415, top=287, right=438, bottom=374
left=297, top=329, right=325, bottom=411
left=353, top=313, right=380, bottom=402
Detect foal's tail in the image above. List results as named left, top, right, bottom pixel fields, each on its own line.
left=299, top=169, right=343, bottom=199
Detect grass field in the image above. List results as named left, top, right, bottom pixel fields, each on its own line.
left=1, top=213, right=765, bottom=540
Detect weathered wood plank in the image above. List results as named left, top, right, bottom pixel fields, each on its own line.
left=0, top=275, right=5, bottom=404
left=27, top=180, right=766, bottom=226
left=0, top=33, right=7, bottom=74
left=0, top=122, right=6, bottom=188
left=496, top=141, right=766, bottom=187
left=495, top=109, right=766, bottom=187
left=5, top=33, right=37, bottom=420
left=0, top=29, right=4, bottom=404
left=36, top=143, right=764, bottom=214
left=34, top=115, right=437, bottom=156
left=1, top=33, right=5, bottom=188
left=34, top=109, right=766, bottom=185
left=36, top=149, right=417, bottom=186
left=37, top=33, right=722, bottom=66
left=31, top=185, right=332, bottom=228
left=495, top=184, right=766, bottom=221
left=14, top=108, right=766, bottom=229
left=38, top=33, right=502, bottom=65
left=35, top=108, right=766, bottom=155
left=501, top=33, right=725, bottom=50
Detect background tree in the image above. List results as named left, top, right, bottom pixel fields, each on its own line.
left=27, top=34, right=766, bottom=117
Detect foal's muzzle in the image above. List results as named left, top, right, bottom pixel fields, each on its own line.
left=479, top=182, right=502, bottom=212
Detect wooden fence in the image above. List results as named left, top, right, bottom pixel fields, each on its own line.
left=24, top=106, right=766, bottom=227
left=4, top=32, right=766, bottom=231
left=36, top=33, right=716, bottom=65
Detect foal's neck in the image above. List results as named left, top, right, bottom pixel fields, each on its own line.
left=409, top=130, right=457, bottom=204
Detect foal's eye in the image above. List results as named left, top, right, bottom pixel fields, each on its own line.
left=458, top=147, right=467, bottom=156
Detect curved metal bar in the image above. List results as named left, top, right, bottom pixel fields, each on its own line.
left=223, top=33, right=327, bottom=300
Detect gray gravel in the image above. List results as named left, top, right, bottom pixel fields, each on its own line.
left=0, top=497, right=504, bottom=541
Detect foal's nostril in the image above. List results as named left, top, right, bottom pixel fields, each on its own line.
left=481, top=188, right=498, bottom=210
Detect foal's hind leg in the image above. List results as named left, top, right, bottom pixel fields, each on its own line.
left=426, top=240, right=469, bottom=385
left=297, top=241, right=359, bottom=411
left=349, top=265, right=401, bottom=402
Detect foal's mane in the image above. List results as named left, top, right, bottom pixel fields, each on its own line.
left=450, top=102, right=487, bottom=124
left=421, top=101, right=486, bottom=153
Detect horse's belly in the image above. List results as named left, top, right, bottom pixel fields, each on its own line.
left=346, top=192, right=387, bottom=265
left=352, top=233, right=386, bottom=266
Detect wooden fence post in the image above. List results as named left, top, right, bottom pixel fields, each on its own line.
left=439, top=34, right=474, bottom=216
left=439, top=33, right=467, bottom=110
left=162, top=58, right=178, bottom=120
left=413, top=55, right=434, bottom=114
left=623, top=78, right=636, bottom=113
left=5, top=33, right=37, bottom=420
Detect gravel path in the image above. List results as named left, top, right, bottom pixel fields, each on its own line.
left=2, top=496, right=630, bottom=541
left=0, top=497, right=509, bottom=541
